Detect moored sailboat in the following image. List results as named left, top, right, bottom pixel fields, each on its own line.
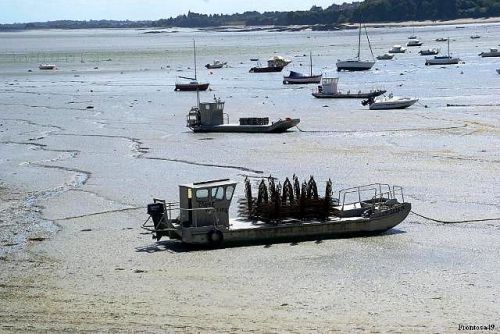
left=175, top=40, right=210, bottom=91
left=425, top=38, right=461, bottom=66
left=336, top=23, right=375, bottom=72
left=283, top=52, right=322, bottom=84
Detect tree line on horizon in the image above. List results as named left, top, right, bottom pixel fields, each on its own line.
left=1, top=0, right=499, bottom=30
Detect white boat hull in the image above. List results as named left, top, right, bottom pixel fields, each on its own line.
left=425, top=57, right=460, bottom=65
left=369, top=98, right=418, bottom=110
left=336, top=60, right=375, bottom=71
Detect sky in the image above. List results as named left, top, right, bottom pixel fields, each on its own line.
left=0, top=0, right=346, bottom=24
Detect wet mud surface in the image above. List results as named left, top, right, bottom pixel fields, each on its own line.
left=0, top=25, right=499, bottom=332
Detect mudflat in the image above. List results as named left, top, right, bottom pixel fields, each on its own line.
left=1, top=24, right=499, bottom=332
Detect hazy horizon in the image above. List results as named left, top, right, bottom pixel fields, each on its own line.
left=0, top=0, right=347, bottom=24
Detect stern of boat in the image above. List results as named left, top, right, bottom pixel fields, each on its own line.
left=333, top=184, right=411, bottom=231
left=268, top=118, right=300, bottom=132
left=142, top=199, right=182, bottom=241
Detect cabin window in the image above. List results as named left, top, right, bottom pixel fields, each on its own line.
left=226, top=185, right=234, bottom=200
left=211, top=187, right=225, bottom=200
left=196, top=189, right=209, bottom=200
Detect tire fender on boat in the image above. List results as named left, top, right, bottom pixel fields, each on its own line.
left=208, top=229, right=224, bottom=245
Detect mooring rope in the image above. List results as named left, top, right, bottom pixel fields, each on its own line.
left=410, top=210, right=500, bottom=224
left=416, top=101, right=429, bottom=108
left=446, top=103, right=500, bottom=107
left=295, top=124, right=467, bottom=133
left=56, top=206, right=144, bottom=221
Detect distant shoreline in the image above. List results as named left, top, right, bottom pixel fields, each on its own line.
left=1, top=16, right=499, bottom=33
left=202, top=17, right=500, bottom=33
left=362, top=16, right=500, bottom=28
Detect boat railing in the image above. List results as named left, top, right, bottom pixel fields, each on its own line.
left=142, top=200, right=221, bottom=232
left=339, top=187, right=377, bottom=211
left=392, top=185, right=405, bottom=203
left=159, top=199, right=182, bottom=229
left=153, top=199, right=220, bottom=227
left=368, top=186, right=405, bottom=207
left=142, top=199, right=179, bottom=232
left=338, top=183, right=393, bottom=210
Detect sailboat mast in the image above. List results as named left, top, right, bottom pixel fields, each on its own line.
left=193, top=39, right=200, bottom=109
left=193, top=39, right=197, bottom=81
left=357, top=22, right=361, bottom=60
left=447, top=37, right=450, bottom=56
left=310, top=51, right=313, bottom=76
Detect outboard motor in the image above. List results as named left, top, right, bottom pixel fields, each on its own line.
left=147, top=202, right=165, bottom=230
left=361, top=97, right=375, bottom=106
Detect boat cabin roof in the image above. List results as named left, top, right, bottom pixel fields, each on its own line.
left=180, top=178, right=237, bottom=189
left=322, top=77, right=339, bottom=83
left=198, top=96, right=225, bottom=112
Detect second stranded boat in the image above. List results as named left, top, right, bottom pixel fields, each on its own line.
left=250, top=56, right=291, bottom=73
left=312, top=77, right=386, bottom=99
left=186, top=96, right=299, bottom=133
left=142, top=176, right=411, bottom=246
